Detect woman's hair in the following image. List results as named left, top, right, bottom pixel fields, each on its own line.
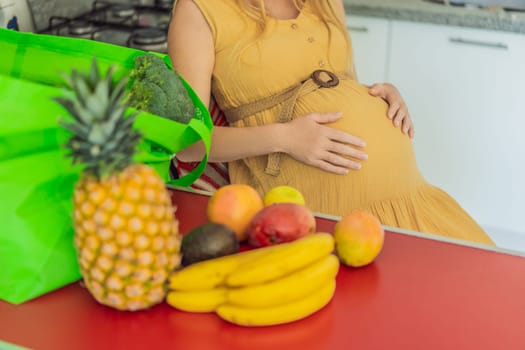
left=239, top=0, right=347, bottom=36
left=171, top=0, right=351, bottom=68
left=236, top=0, right=351, bottom=65
left=171, top=0, right=348, bottom=41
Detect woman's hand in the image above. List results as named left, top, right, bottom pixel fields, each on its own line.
left=279, top=112, right=368, bottom=175
left=368, top=83, right=415, bottom=138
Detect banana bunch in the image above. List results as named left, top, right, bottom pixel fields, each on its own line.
left=166, top=233, right=339, bottom=326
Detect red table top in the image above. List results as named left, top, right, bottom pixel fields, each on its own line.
left=1, top=188, right=525, bottom=350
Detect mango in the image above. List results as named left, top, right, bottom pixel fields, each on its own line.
left=207, top=184, right=264, bottom=242
left=247, top=203, right=316, bottom=247
left=333, top=210, right=384, bottom=267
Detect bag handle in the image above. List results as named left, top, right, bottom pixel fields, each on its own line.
left=133, top=112, right=212, bottom=187
left=131, top=57, right=213, bottom=187
left=169, top=117, right=211, bottom=187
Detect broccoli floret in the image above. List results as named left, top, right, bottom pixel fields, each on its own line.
left=127, top=54, right=195, bottom=124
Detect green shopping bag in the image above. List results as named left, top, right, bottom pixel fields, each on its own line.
left=0, top=149, right=81, bottom=304
left=0, top=28, right=213, bottom=187
left=0, top=29, right=212, bottom=304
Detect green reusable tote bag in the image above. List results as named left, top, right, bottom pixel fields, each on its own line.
left=0, top=29, right=213, bottom=304
left=0, top=28, right=213, bottom=187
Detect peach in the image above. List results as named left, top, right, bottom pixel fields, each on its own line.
left=207, top=184, right=264, bottom=242
left=333, top=210, right=384, bottom=267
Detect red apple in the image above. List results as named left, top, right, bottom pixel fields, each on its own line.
left=247, top=203, right=316, bottom=247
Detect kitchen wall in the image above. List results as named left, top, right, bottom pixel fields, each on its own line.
left=27, top=0, right=93, bottom=31
left=346, top=2, right=525, bottom=252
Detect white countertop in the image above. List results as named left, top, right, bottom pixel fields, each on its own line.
left=344, top=0, right=525, bottom=33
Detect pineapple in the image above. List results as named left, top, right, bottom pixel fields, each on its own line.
left=56, top=59, right=181, bottom=311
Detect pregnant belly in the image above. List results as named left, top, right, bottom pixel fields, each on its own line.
left=290, top=80, right=425, bottom=203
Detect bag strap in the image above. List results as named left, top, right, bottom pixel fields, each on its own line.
left=8, top=32, right=29, bottom=78
left=133, top=73, right=213, bottom=187
left=169, top=118, right=211, bottom=187
left=220, top=70, right=352, bottom=176
left=133, top=112, right=212, bottom=187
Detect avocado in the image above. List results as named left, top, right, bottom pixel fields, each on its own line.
left=181, top=223, right=240, bottom=266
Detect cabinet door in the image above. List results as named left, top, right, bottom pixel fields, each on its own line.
left=388, top=20, right=525, bottom=237
left=346, top=15, right=390, bottom=85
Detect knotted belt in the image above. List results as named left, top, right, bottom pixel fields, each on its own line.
left=222, top=69, right=352, bottom=176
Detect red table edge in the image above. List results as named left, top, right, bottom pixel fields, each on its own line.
left=166, top=185, right=525, bottom=259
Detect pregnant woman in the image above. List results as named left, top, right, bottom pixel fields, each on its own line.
left=168, top=0, right=494, bottom=245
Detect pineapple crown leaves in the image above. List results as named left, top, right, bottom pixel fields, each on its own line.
left=55, top=58, right=143, bottom=179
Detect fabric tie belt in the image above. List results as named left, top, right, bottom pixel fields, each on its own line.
left=222, top=69, right=352, bottom=176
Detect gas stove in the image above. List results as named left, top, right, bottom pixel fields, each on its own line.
left=40, top=0, right=172, bottom=53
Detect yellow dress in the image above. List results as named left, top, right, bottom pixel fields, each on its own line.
left=192, top=0, right=494, bottom=245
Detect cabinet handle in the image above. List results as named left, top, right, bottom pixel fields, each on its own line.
left=347, top=26, right=369, bottom=33
left=448, top=37, right=508, bottom=50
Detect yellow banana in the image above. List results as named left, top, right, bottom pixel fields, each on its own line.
left=226, top=233, right=335, bottom=287
left=169, top=243, right=285, bottom=291
left=227, top=254, right=339, bottom=308
left=216, top=279, right=336, bottom=326
left=166, top=288, right=227, bottom=312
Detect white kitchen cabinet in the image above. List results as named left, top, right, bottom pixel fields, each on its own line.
left=387, top=20, right=525, bottom=239
left=346, top=15, right=390, bottom=85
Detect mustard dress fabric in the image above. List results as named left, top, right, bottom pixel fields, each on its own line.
left=192, top=0, right=494, bottom=245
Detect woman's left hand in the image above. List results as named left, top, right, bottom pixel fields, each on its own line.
left=368, top=83, right=415, bottom=139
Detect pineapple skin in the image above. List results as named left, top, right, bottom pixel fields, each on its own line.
left=73, top=164, right=181, bottom=311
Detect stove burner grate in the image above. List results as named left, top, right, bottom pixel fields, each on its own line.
left=43, top=1, right=172, bottom=53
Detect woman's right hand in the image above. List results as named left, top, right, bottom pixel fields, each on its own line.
left=279, top=112, right=368, bottom=174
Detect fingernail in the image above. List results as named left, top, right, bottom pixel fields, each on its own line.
left=353, top=163, right=362, bottom=170
left=395, top=121, right=400, bottom=126
left=359, top=141, right=366, bottom=147
left=360, top=153, right=368, bottom=160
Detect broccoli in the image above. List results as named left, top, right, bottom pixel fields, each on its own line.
left=127, top=53, right=195, bottom=124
